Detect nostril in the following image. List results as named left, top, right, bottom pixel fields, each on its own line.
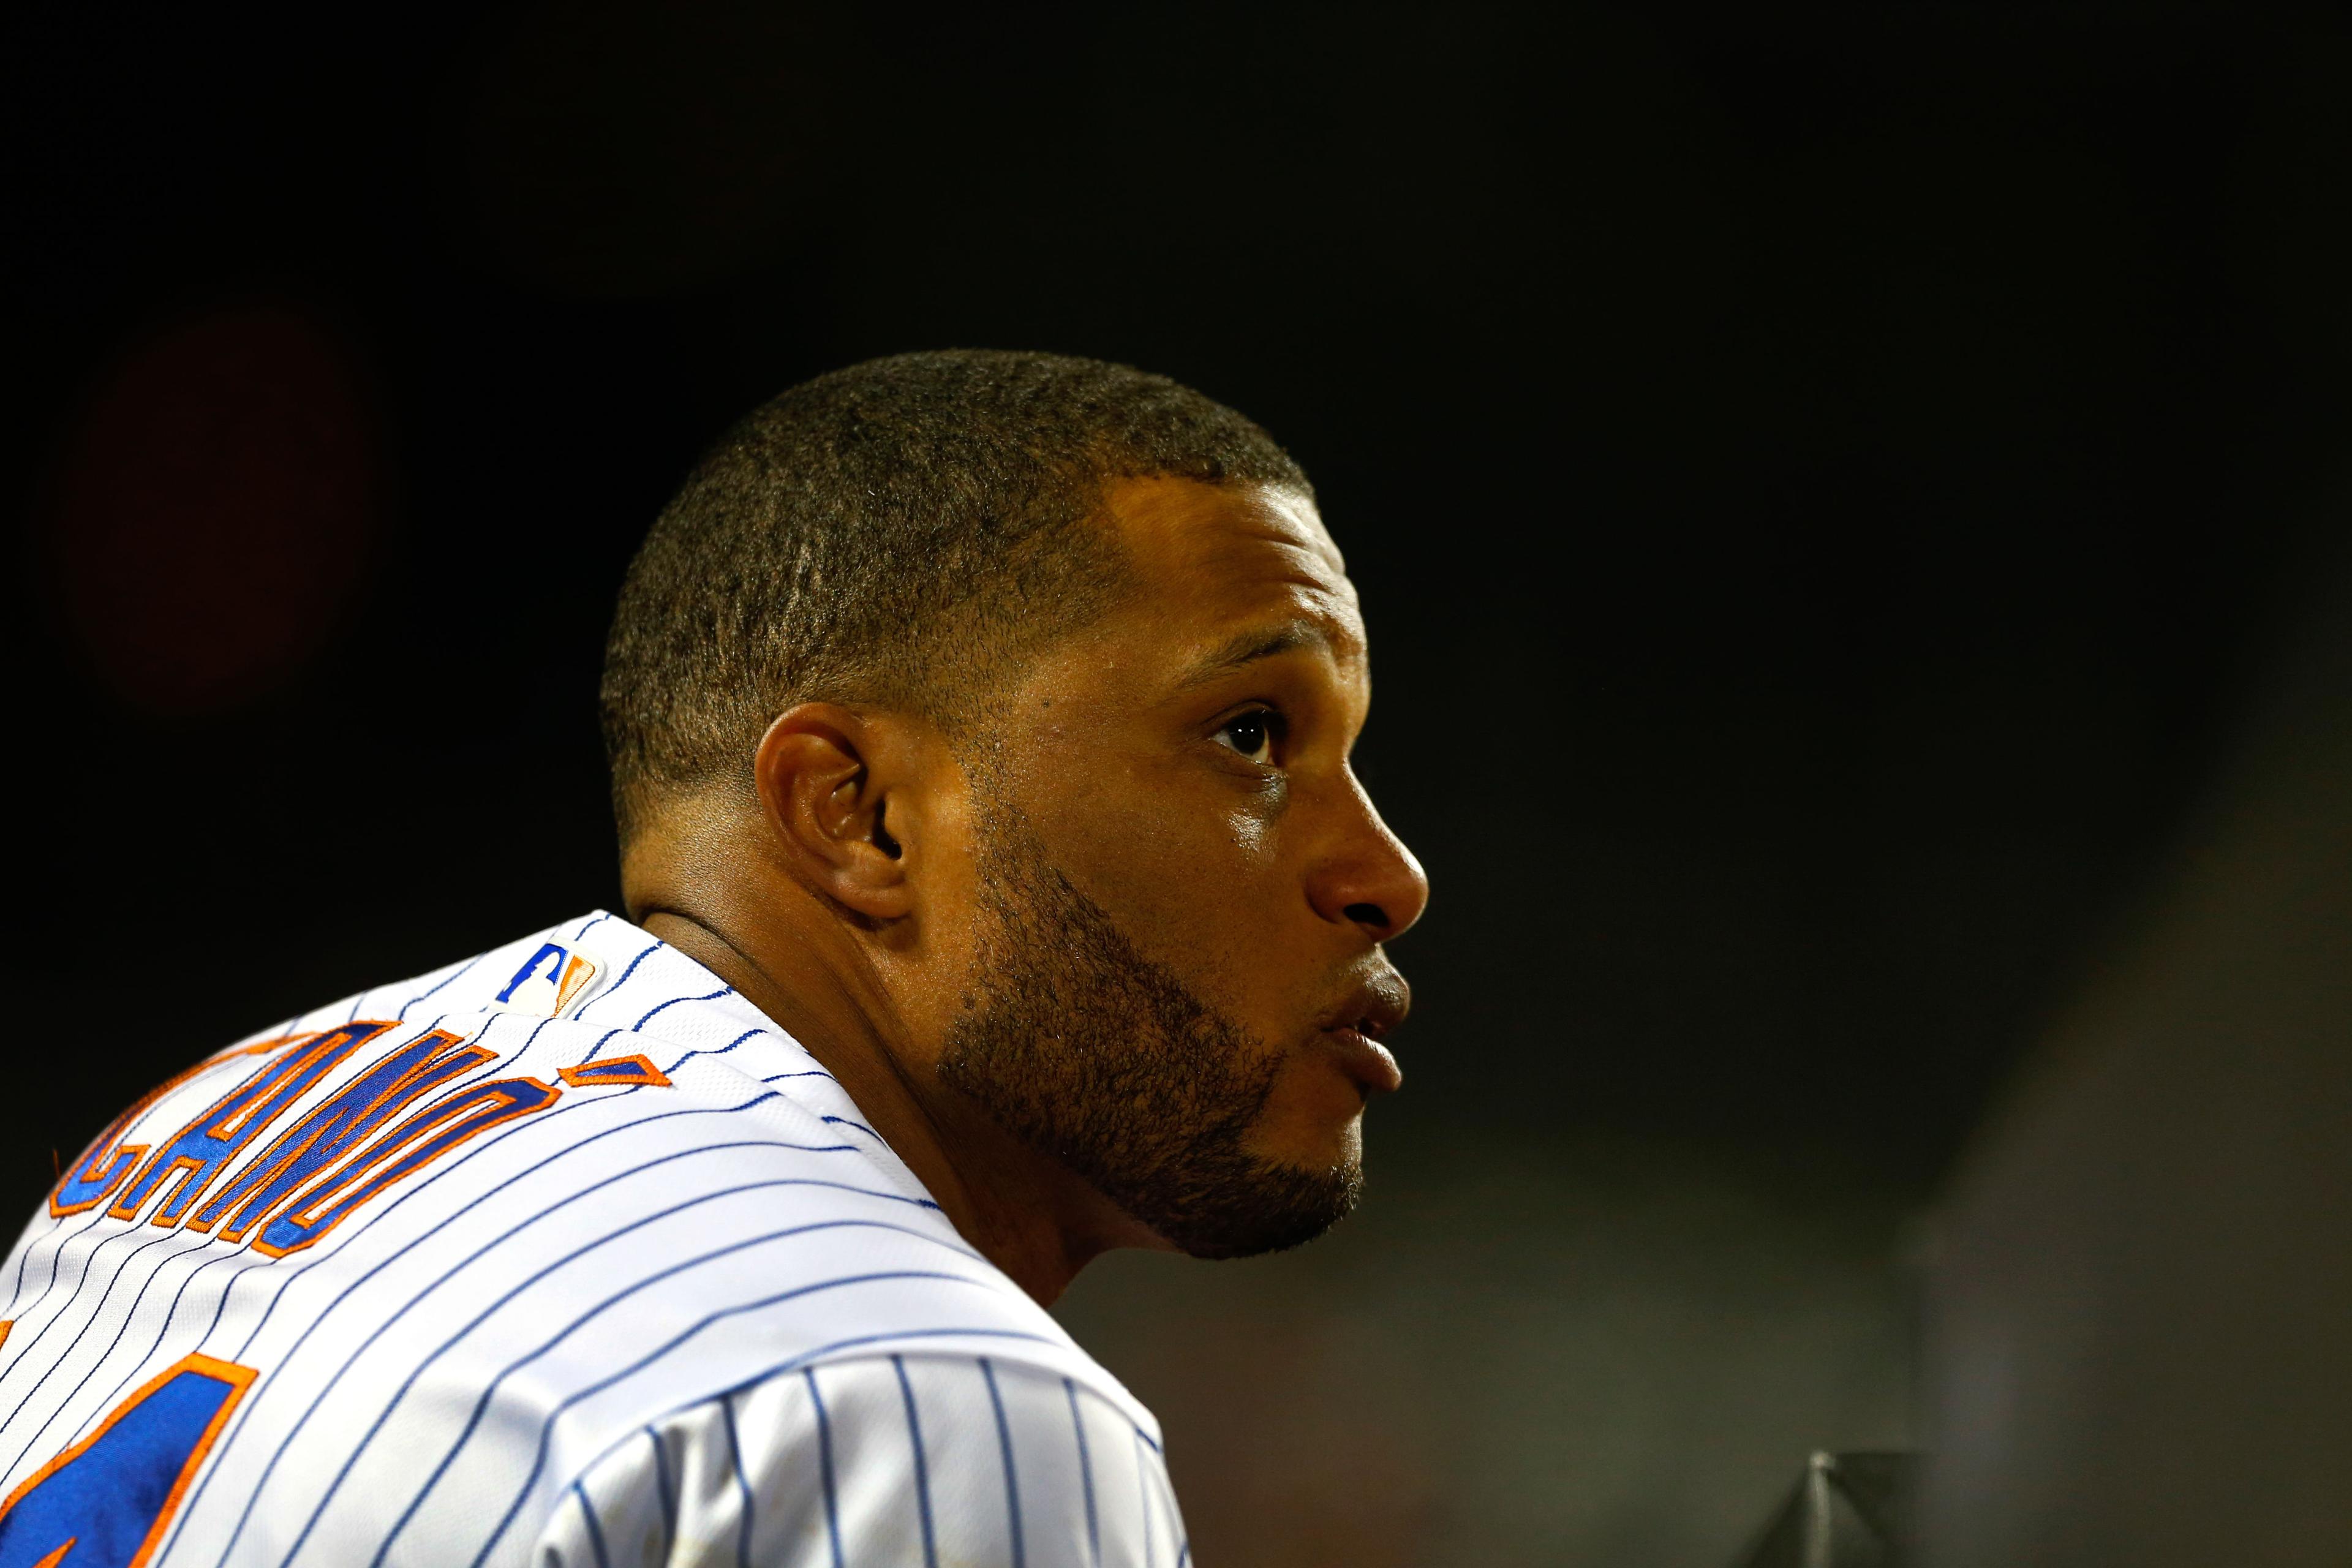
left=1343, top=901, right=1387, bottom=931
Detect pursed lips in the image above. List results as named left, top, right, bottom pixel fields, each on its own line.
left=1314, top=967, right=1410, bottom=1096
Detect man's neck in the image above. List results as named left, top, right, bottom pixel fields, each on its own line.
left=627, top=894, right=1132, bottom=1307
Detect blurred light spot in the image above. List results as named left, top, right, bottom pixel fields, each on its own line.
left=460, top=0, right=840, bottom=298
left=51, top=305, right=378, bottom=714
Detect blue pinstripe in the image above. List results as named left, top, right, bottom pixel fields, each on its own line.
left=221, top=1170, right=899, bottom=1565
left=3, top=924, right=1180, bottom=1567
left=646, top=1425, right=676, bottom=1557
left=0, top=1226, right=221, bottom=1476
left=574, top=940, right=663, bottom=1022
left=981, top=1357, right=1028, bottom=1568
left=468, top=1335, right=1058, bottom=1568
left=20, top=1001, right=780, bottom=1457
left=254, top=1210, right=949, bottom=1568
left=721, top=1390, right=755, bottom=1568
left=0, top=1221, right=189, bottom=1452
left=377, top=1269, right=1003, bottom=1568
left=1136, top=1430, right=1156, bottom=1568
left=570, top=1480, right=612, bottom=1568
left=0, top=1001, right=300, bottom=1314
left=396, top=952, right=485, bottom=1019
left=1, top=1205, right=110, bottom=1323
left=893, top=1354, right=941, bottom=1568
left=1, top=1237, right=26, bottom=1318
left=189, top=1086, right=806, bottom=1566
left=1066, top=1376, right=1101, bottom=1568
left=685, top=1026, right=771, bottom=1066
left=134, top=1009, right=515, bottom=1379
left=0, top=926, right=796, bottom=1564
left=64, top=1005, right=503, bottom=1471
left=805, top=1368, right=846, bottom=1568
left=190, top=1052, right=731, bottom=1390
left=218, top=1012, right=530, bottom=1366
left=3, top=1196, right=197, bottom=1379
left=188, top=1024, right=687, bottom=1379
left=65, top=1229, right=252, bottom=1435
left=633, top=986, right=733, bottom=1034
left=499, top=1327, right=1065, bottom=1568
left=0, top=1001, right=297, bottom=1314
left=4, top=1197, right=67, bottom=1308
left=2, top=1138, right=238, bottom=1360
left=37, top=1001, right=756, bottom=1566
left=1, top=1011, right=496, bottom=1419
left=7, top=1106, right=262, bottom=1332
left=226, top=1012, right=582, bottom=1362
left=1140, top=1430, right=1189, bottom=1566
left=588, top=1355, right=1160, bottom=1568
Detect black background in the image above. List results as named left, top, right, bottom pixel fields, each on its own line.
left=7, top=8, right=2351, bottom=1556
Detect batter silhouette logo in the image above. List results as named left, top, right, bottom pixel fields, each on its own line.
left=488, top=942, right=600, bottom=1019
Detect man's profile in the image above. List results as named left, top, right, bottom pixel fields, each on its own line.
left=0, top=351, right=1427, bottom=1566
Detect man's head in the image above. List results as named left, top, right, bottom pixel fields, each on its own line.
left=601, top=350, right=1308, bottom=826
left=606, top=351, right=1427, bottom=1264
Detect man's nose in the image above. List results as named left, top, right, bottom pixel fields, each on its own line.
left=1307, top=776, right=1430, bottom=943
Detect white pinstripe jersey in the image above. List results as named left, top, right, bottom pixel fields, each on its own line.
left=0, top=913, right=1188, bottom=1567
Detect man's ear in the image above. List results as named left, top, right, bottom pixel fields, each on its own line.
left=753, top=703, right=918, bottom=922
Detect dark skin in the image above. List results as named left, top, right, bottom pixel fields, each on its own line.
left=620, top=476, right=1430, bottom=1305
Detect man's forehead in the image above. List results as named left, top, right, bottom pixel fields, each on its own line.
left=1016, top=476, right=1368, bottom=715
left=1099, top=475, right=1359, bottom=628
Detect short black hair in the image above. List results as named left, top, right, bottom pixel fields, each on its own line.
left=599, top=349, right=1311, bottom=837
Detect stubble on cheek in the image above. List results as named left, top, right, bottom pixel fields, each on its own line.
left=935, top=809, right=1359, bottom=1260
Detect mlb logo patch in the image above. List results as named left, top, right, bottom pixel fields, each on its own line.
left=489, top=941, right=602, bottom=1019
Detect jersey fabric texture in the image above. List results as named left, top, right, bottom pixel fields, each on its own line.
left=0, top=913, right=1188, bottom=1567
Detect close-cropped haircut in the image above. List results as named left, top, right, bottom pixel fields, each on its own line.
left=599, top=349, right=1311, bottom=838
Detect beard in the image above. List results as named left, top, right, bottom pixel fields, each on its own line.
left=935, top=804, right=1361, bottom=1261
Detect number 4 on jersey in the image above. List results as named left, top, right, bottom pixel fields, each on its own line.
left=0, top=1343, right=254, bottom=1568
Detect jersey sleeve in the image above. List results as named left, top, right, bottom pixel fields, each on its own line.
left=532, top=1353, right=1189, bottom=1567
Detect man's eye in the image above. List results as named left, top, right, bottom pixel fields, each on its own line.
left=1213, top=710, right=1279, bottom=763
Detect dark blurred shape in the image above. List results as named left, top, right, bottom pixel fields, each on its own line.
left=1736, top=1452, right=1913, bottom=1568
left=2236, top=17, right=2352, bottom=357
left=460, top=0, right=840, bottom=297
left=49, top=304, right=378, bottom=714
left=1917, top=552, right=2352, bottom=1567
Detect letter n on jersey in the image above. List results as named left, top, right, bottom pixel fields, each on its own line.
left=49, top=1023, right=563, bottom=1261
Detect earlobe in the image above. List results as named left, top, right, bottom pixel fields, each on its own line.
left=755, top=704, right=916, bottom=922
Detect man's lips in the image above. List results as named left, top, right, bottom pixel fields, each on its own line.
left=1316, top=968, right=1411, bottom=1095
left=1319, top=1025, right=1403, bottom=1095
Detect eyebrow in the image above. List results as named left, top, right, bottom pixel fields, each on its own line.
left=1177, top=616, right=1362, bottom=689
